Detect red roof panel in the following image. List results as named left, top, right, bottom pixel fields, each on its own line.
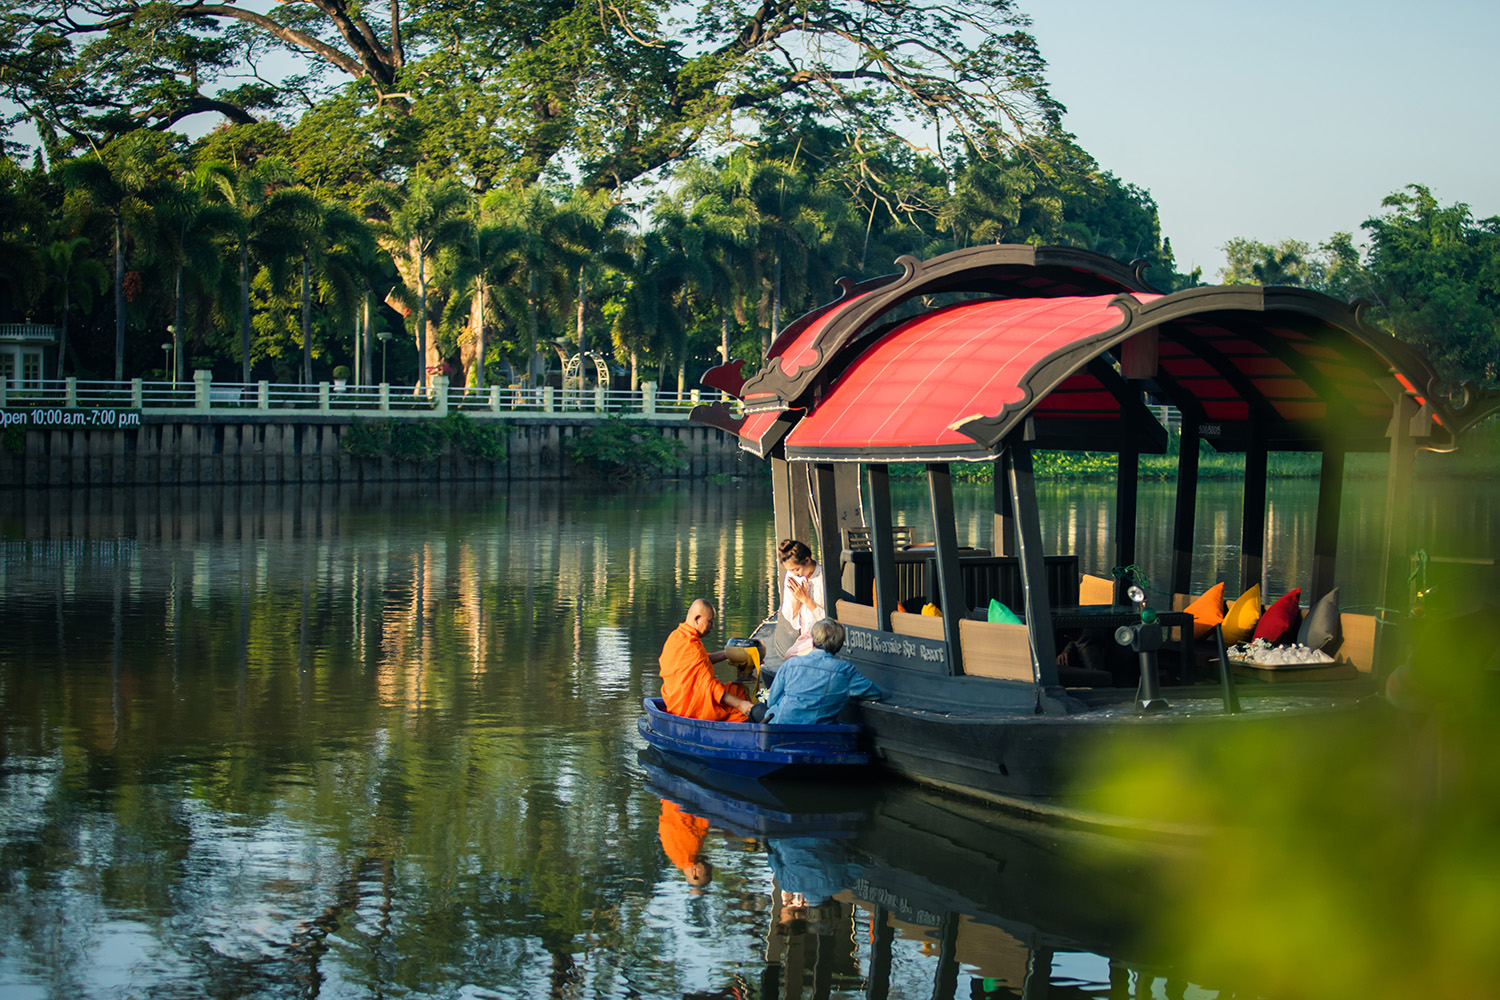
left=785, top=296, right=1137, bottom=455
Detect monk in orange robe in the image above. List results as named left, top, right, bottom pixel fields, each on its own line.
left=658, top=599, right=754, bottom=723
left=658, top=798, right=713, bottom=886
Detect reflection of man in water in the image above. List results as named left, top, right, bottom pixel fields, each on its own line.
left=767, top=834, right=860, bottom=942
left=658, top=798, right=713, bottom=888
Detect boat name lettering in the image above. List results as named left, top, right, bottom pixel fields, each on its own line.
left=844, top=626, right=947, bottom=668
left=1201, top=423, right=1222, bottom=436
left=852, top=878, right=939, bottom=925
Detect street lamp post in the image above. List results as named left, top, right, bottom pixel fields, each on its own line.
left=161, top=340, right=173, bottom=387
left=378, top=330, right=393, bottom=384
left=166, top=324, right=176, bottom=385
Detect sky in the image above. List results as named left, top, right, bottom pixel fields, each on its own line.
left=1024, top=0, right=1500, bottom=279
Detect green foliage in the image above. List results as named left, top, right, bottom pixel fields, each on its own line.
left=440, top=412, right=508, bottom=461
left=1220, top=185, right=1500, bottom=383
left=566, top=416, right=684, bottom=480
left=2, top=423, right=25, bottom=454
left=341, top=413, right=507, bottom=462
left=1083, top=585, right=1500, bottom=999
left=883, top=439, right=1322, bottom=483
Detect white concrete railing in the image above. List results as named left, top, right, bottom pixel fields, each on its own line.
left=0, top=372, right=730, bottom=418
left=0, top=324, right=58, bottom=342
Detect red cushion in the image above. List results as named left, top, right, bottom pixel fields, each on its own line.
left=1252, top=587, right=1303, bottom=644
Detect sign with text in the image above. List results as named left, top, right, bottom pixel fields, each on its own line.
left=843, top=625, right=949, bottom=673
left=1, top=408, right=142, bottom=430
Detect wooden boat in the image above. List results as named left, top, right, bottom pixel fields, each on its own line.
left=637, top=697, right=869, bottom=777
left=693, top=244, right=1500, bottom=825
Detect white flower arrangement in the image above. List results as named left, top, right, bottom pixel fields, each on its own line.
left=1228, top=637, right=1335, bottom=666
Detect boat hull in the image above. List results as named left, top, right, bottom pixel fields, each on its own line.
left=637, top=697, right=869, bottom=778
left=853, top=689, right=1382, bottom=830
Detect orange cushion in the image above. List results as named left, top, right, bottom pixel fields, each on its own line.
left=1184, top=582, right=1227, bottom=641
left=1222, top=584, right=1264, bottom=645
left=1253, top=587, right=1302, bottom=644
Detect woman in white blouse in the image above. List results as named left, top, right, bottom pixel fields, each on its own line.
left=774, top=538, right=826, bottom=661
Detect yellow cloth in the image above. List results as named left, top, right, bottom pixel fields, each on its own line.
left=1222, top=584, right=1264, bottom=645
left=658, top=622, right=748, bottom=722
left=921, top=602, right=941, bottom=617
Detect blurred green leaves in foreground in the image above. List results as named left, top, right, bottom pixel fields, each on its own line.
left=1083, top=588, right=1500, bottom=998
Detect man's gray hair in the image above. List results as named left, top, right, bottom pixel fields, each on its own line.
left=810, top=618, right=846, bottom=654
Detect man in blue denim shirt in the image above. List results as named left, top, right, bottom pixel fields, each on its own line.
left=763, top=619, right=880, bottom=725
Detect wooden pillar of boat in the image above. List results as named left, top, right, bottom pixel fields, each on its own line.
left=927, top=462, right=966, bottom=674
left=1005, top=438, right=1061, bottom=691
left=1170, top=421, right=1201, bottom=598
left=1379, top=392, right=1422, bottom=623
left=1240, top=430, right=1269, bottom=594
left=770, top=453, right=812, bottom=546
left=1310, top=446, right=1345, bottom=604
left=867, top=463, right=899, bottom=631
left=833, top=463, right=865, bottom=537
left=811, top=462, right=842, bottom=579
left=992, top=461, right=1016, bottom=556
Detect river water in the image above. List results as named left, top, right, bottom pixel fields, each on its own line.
left=0, top=476, right=1493, bottom=999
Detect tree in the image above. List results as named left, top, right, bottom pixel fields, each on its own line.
left=684, top=150, right=853, bottom=351
left=41, top=236, right=108, bottom=378
left=207, top=159, right=320, bottom=382
left=5, top=1, right=1062, bottom=193
left=1360, top=185, right=1500, bottom=382
left=478, top=187, right=595, bottom=386
left=363, top=173, right=472, bottom=388
left=59, top=132, right=175, bottom=380
left=1219, top=237, right=1319, bottom=287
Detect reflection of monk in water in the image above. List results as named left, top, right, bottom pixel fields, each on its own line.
left=658, top=798, right=713, bottom=888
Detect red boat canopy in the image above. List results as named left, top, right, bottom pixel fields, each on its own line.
left=785, top=296, right=1142, bottom=461
left=692, top=245, right=1493, bottom=463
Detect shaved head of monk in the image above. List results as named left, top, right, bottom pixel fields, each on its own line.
left=686, top=599, right=716, bottom=636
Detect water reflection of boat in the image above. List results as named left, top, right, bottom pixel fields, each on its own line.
left=638, top=747, right=871, bottom=839
left=637, top=696, right=868, bottom=778
left=846, top=783, right=1190, bottom=998
left=694, top=244, right=1500, bottom=824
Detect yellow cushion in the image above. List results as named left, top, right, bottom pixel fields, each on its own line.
left=1183, top=582, right=1227, bottom=641
left=1221, top=584, right=1264, bottom=645
left=921, top=602, right=941, bottom=617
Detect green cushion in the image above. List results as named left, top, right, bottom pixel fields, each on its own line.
left=988, top=598, right=1022, bottom=625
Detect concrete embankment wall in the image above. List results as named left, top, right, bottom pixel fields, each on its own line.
left=0, top=415, right=751, bottom=487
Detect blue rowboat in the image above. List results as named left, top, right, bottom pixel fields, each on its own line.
left=637, top=697, right=869, bottom=777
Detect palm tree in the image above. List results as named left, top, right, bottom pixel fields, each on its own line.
left=60, top=133, right=173, bottom=380
left=567, top=190, right=634, bottom=354
left=479, top=187, right=594, bottom=386
left=207, top=159, right=317, bottom=382
left=298, top=200, right=375, bottom=382
left=157, top=162, right=235, bottom=382
left=42, top=236, right=108, bottom=378
left=687, top=151, right=850, bottom=351
left=363, top=173, right=472, bottom=389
